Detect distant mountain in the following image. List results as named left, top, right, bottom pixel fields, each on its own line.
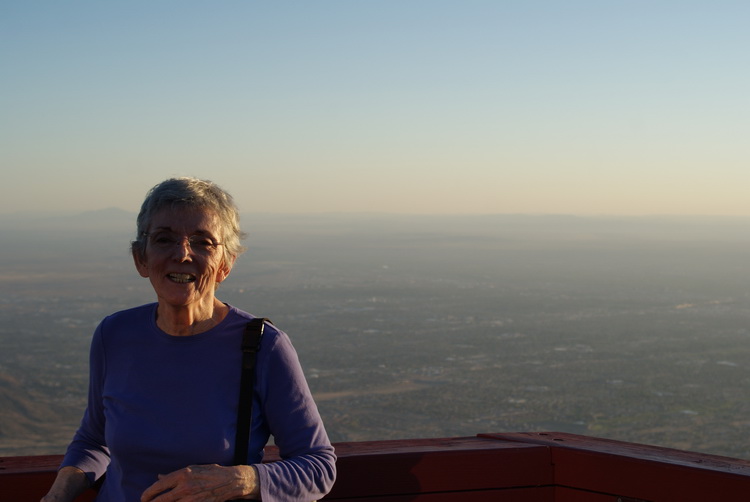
left=77, top=207, right=135, bottom=220
left=2, top=210, right=750, bottom=243
left=0, top=207, right=136, bottom=232
left=73, top=207, right=136, bottom=229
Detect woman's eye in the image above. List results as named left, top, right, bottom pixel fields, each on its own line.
left=191, top=237, right=213, bottom=247
left=149, top=234, right=178, bottom=247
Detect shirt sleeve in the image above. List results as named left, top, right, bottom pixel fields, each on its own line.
left=60, top=321, right=111, bottom=485
left=254, top=329, right=336, bottom=501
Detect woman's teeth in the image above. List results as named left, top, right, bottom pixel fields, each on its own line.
left=168, top=273, right=195, bottom=283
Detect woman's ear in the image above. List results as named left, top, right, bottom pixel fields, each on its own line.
left=217, top=255, right=236, bottom=283
left=133, top=249, right=150, bottom=278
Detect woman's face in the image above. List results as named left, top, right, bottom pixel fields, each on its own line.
left=133, top=207, right=232, bottom=310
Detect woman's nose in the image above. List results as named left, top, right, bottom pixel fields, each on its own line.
left=172, top=237, right=193, bottom=260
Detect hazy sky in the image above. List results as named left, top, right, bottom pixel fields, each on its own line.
left=3, top=1, right=749, bottom=216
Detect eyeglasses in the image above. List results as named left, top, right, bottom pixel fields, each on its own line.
left=143, top=232, right=223, bottom=255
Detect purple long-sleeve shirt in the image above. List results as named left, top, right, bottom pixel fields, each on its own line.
left=62, top=303, right=336, bottom=501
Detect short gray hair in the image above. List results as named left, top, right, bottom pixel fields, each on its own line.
left=131, top=177, right=246, bottom=264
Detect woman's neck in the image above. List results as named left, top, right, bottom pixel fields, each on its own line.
left=155, top=299, right=228, bottom=336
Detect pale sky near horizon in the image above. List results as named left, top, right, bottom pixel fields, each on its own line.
left=3, top=1, right=749, bottom=216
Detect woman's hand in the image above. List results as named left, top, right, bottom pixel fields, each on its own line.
left=140, top=464, right=260, bottom=502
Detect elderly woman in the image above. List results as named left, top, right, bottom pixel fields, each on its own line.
left=42, top=178, right=336, bottom=502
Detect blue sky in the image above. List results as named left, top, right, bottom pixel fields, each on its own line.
left=3, top=1, right=749, bottom=215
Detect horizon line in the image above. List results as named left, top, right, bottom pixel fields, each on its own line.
left=3, top=208, right=750, bottom=220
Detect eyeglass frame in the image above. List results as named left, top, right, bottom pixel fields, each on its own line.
left=140, top=231, right=224, bottom=255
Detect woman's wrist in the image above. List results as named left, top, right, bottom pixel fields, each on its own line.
left=41, top=466, right=90, bottom=502
left=235, top=464, right=261, bottom=500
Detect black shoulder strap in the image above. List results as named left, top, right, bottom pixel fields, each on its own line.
left=233, top=317, right=268, bottom=465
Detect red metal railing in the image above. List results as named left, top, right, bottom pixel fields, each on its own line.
left=3, top=433, right=750, bottom=501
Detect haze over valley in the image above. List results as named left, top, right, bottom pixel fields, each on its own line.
left=2, top=210, right=750, bottom=459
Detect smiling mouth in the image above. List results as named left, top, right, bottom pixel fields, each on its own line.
left=168, top=273, right=196, bottom=284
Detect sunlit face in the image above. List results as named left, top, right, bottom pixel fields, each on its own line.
left=133, top=207, right=232, bottom=310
